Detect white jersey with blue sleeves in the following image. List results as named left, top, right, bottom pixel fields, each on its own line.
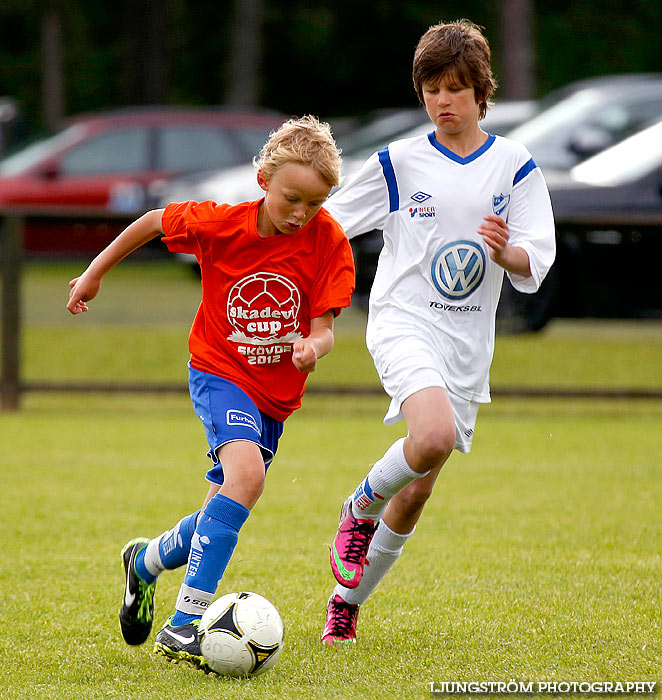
left=325, top=131, right=555, bottom=402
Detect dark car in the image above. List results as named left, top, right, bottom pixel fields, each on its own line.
left=498, top=119, right=662, bottom=330
left=0, top=107, right=285, bottom=255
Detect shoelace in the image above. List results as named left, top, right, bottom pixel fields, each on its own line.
left=135, top=578, right=156, bottom=623
left=328, top=599, right=358, bottom=635
left=340, top=519, right=376, bottom=564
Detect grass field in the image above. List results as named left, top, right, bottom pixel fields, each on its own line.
left=1, top=261, right=660, bottom=699
left=17, top=260, right=662, bottom=390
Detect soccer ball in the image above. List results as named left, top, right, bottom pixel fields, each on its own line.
left=199, top=591, right=284, bottom=677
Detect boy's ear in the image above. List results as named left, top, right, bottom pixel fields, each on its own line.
left=257, top=169, right=269, bottom=192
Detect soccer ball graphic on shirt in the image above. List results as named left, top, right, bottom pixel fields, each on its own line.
left=227, top=272, right=301, bottom=344
left=199, top=591, right=285, bottom=677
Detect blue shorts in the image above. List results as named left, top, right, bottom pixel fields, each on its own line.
left=188, top=365, right=284, bottom=486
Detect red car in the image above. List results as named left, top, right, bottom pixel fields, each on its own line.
left=0, top=107, right=285, bottom=255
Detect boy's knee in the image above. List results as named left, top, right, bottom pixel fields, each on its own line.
left=242, top=468, right=266, bottom=501
left=406, top=426, right=455, bottom=472
left=215, top=441, right=267, bottom=509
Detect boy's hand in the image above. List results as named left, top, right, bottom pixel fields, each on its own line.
left=292, top=338, right=319, bottom=373
left=67, top=274, right=102, bottom=315
left=292, top=311, right=334, bottom=372
left=478, top=214, right=531, bottom=277
left=478, top=214, right=510, bottom=263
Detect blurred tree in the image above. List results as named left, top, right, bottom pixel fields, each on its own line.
left=41, top=3, right=65, bottom=130
left=0, top=2, right=41, bottom=133
left=225, top=0, right=264, bottom=106
left=119, top=0, right=170, bottom=104
left=0, top=0, right=661, bottom=133
left=499, top=0, right=534, bottom=99
left=535, top=0, right=662, bottom=93
left=164, top=0, right=233, bottom=106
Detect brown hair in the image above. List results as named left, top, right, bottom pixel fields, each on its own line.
left=412, top=19, right=498, bottom=120
left=254, top=115, right=342, bottom=187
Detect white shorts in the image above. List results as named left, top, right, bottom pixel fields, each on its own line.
left=374, top=338, right=480, bottom=454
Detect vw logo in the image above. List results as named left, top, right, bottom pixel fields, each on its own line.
left=430, top=241, right=485, bottom=300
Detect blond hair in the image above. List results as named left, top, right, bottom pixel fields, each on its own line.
left=254, top=115, right=342, bottom=187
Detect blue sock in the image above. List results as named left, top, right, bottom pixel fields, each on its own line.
left=172, top=494, right=249, bottom=626
left=134, top=510, right=200, bottom=583
left=134, top=546, right=157, bottom=584
left=159, top=510, right=200, bottom=569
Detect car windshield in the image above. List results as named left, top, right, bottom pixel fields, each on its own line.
left=506, top=79, right=662, bottom=170
left=0, top=125, right=83, bottom=176
left=233, top=127, right=276, bottom=160
left=571, top=119, right=662, bottom=186
left=507, top=90, right=601, bottom=145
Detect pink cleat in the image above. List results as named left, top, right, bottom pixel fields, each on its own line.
left=321, top=594, right=360, bottom=647
left=329, top=498, right=377, bottom=589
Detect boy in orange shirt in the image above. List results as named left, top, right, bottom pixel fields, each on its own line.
left=67, top=115, right=355, bottom=670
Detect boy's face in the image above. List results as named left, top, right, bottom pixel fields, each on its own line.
left=257, top=163, right=331, bottom=237
left=421, top=74, right=482, bottom=139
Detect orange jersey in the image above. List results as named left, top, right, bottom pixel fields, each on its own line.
left=161, top=199, right=355, bottom=421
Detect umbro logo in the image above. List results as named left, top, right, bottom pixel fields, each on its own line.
left=411, top=191, right=431, bottom=203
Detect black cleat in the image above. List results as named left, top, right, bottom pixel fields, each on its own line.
left=154, top=617, right=208, bottom=670
left=119, top=538, right=157, bottom=645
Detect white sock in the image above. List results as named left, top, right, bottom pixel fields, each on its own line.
left=351, top=437, right=427, bottom=521
left=142, top=532, right=167, bottom=578
left=335, top=520, right=414, bottom=606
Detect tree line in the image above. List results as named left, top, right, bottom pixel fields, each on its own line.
left=0, top=0, right=660, bottom=135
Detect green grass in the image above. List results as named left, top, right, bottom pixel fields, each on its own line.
left=1, top=260, right=660, bottom=698
left=0, top=394, right=660, bottom=699
left=17, top=260, right=662, bottom=390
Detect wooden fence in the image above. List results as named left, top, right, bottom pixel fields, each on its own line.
left=3, top=209, right=662, bottom=411
left=1, top=207, right=134, bottom=411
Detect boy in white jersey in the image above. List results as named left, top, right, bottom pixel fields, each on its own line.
left=322, top=19, right=555, bottom=646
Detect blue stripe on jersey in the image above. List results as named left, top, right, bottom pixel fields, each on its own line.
left=378, top=146, right=399, bottom=213
left=513, top=158, right=537, bottom=186
left=427, top=131, right=496, bottom=164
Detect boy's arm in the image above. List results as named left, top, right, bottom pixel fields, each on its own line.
left=324, top=152, right=390, bottom=239
left=292, top=311, right=335, bottom=373
left=478, top=214, right=531, bottom=278
left=67, top=209, right=165, bottom=314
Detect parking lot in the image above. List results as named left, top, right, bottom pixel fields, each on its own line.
left=2, top=75, right=662, bottom=330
